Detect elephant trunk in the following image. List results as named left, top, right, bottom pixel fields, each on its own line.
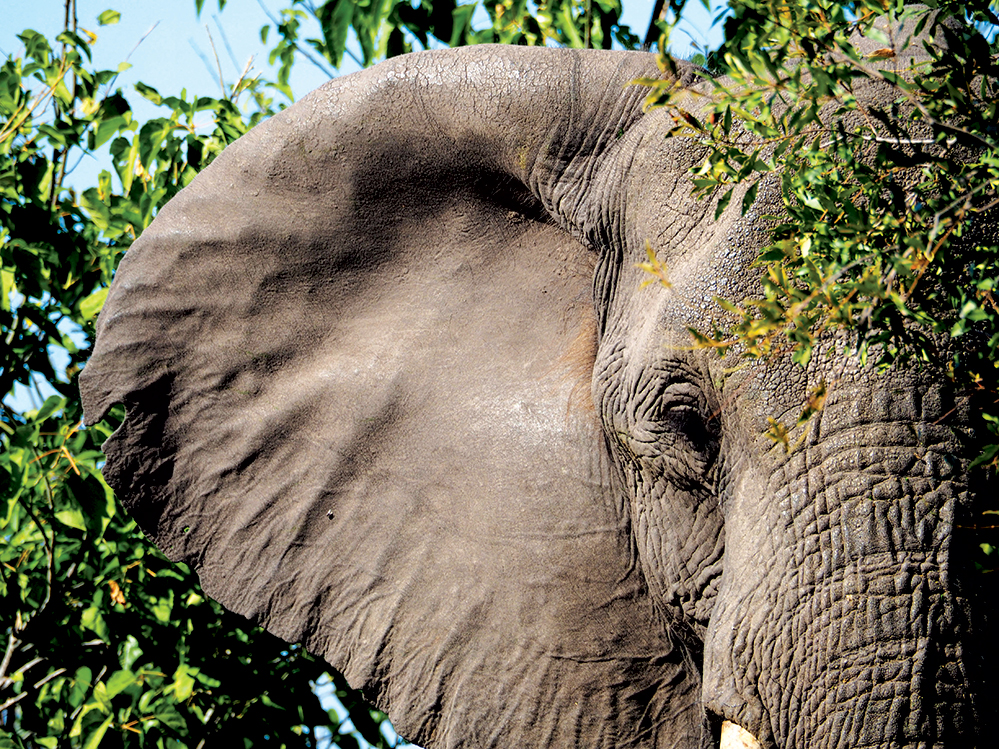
left=703, top=379, right=982, bottom=747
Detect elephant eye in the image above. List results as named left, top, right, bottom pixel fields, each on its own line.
left=632, top=377, right=721, bottom=486
left=651, top=396, right=720, bottom=452
left=658, top=402, right=717, bottom=451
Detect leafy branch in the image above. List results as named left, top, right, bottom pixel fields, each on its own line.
left=641, top=1, right=999, bottom=468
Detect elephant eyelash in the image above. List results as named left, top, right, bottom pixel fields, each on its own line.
left=635, top=373, right=717, bottom=431
left=625, top=378, right=721, bottom=466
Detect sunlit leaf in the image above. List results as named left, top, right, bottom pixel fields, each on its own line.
left=172, top=664, right=197, bottom=701
left=82, top=715, right=113, bottom=749
left=97, top=10, right=121, bottom=26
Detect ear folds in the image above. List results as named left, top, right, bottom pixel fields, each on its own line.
left=82, top=46, right=703, bottom=747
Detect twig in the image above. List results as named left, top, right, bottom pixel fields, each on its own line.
left=212, top=13, right=242, bottom=73
left=0, top=633, right=18, bottom=684
left=49, top=0, right=77, bottom=211
left=254, top=0, right=345, bottom=75
left=0, top=691, right=29, bottom=712
left=16, top=445, right=59, bottom=625
left=33, top=667, right=67, bottom=691
left=0, top=61, right=70, bottom=144
left=206, top=26, right=227, bottom=98
left=0, top=656, right=51, bottom=713
left=99, top=21, right=161, bottom=104
left=820, top=133, right=940, bottom=148
left=644, top=0, right=666, bottom=49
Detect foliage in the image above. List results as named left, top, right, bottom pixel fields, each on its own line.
left=0, top=9, right=392, bottom=749
left=636, top=0, right=999, bottom=576
left=248, top=0, right=640, bottom=101
left=640, top=0, right=999, bottom=459
left=0, top=2, right=649, bottom=747
left=5, top=0, right=996, bottom=744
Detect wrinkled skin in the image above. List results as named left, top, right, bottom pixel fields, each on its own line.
left=80, top=13, right=995, bottom=749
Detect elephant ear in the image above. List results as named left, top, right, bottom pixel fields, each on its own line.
left=81, top=47, right=701, bottom=747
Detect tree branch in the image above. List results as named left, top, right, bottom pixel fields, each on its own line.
left=644, top=0, right=667, bottom=49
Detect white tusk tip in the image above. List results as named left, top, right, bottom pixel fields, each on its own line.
left=720, top=720, right=763, bottom=749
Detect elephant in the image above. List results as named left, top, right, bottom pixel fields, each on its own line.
left=79, top=9, right=996, bottom=749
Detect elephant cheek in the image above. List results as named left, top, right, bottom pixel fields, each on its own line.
left=701, top=388, right=980, bottom=747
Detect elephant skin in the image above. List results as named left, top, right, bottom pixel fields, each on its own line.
left=80, top=12, right=994, bottom=749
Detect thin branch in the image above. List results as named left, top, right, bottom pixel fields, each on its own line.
left=0, top=691, right=29, bottom=712
left=51, top=148, right=69, bottom=212
left=644, top=0, right=667, bottom=49
left=49, top=0, right=77, bottom=211
left=0, top=652, right=46, bottom=712
left=205, top=26, right=227, bottom=98
left=15, top=445, right=59, bottom=625
left=254, top=0, right=344, bottom=76
left=0, top=59, right=71, bottom=144
left=0, top=633, right=17, bottom=684
left=212, top=13, right=242, bottom=73
left=755, top=7, right=997, bottom=152
left=99, top=21, right=161, bottom=104
left=820, top=132, right=941, bottom=149
left=34, top=667, right=67, bottom=690
left=188, top=37, right=222, bottom=93
left=231, top=56, right=257, bottom=100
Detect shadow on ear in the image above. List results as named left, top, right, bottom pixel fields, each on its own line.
left=81, top=46, right=703, bottom=748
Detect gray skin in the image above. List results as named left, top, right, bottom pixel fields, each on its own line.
left=80, top=13, right=994, bottom=749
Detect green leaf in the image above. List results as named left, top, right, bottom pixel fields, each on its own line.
left=82, top=716, right=113, bottom=749
left=172, top=664, right=197, bottom=702
left=741, top=181, right=760, bottom=215
left=81, top=606, right=110, bottom=641
left=69, top=667, right=93, bottom=708
left=195, top=670, right=221, bottom=689
left=714, top=297, right=743, bottom=316
left=33, top=395, right=66, bottom=423
left=120, top=635, right=143, bottom=670
left=450, top=4, right=476, bottom=47
left=92, top=681, right=112, bottom=712
left=150, top=591, right=174, bottom=623
left=134, top=81, right=162, bottom=105
left=55, top=508, right=88, bottom=531
left=136, top=118, right=174, bottom=171
left=97, top=10, right=121, bottom=26
left=1, top=267, right=14, bottom=312
left=81, top=188, right=112, bottom=231
left=714, top=188, right=734, bottom=220
left=117, top=137, right=140, bottom=194
left=104, top=669, right=137, bottom=698
left=93, top=114, right=128, bottom=150
left=970, top=443, right=999, bottom=469
left=319, top=0, right=354, bottom=68
left=153, top=701, right=187, bottom=732
left=557, top=4, right=584, bottom=48
left=80, top=287, right=109, bottom=320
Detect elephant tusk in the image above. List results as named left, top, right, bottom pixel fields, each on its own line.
left=720, top=721, right=763, bottom=749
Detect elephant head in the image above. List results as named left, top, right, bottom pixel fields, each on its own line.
left=80, top=12, right=994, bottom=749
